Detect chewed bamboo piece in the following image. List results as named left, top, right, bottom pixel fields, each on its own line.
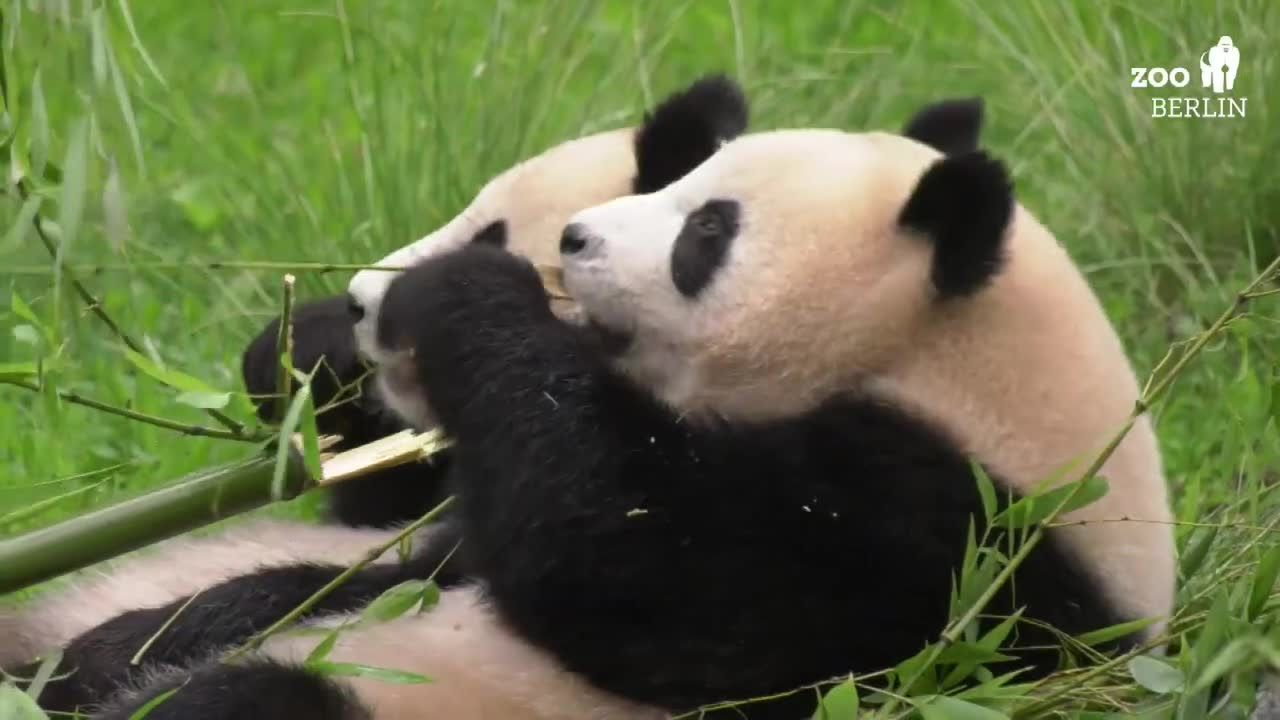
left=536, top=263, right=570, bottom=300
left=316, top=429, right=453, bottom=485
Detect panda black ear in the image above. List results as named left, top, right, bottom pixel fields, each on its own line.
left=902, top=98, right=985, bottom=155
left=633, top=73, right=749, bottom=193
left=241, top=295, right=363, bottom=428
left=898, top=151, right=1013, bottom=298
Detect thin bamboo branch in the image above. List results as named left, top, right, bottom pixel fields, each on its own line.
left=12, top=178, right=257, bottom=439
left=274, top=274, right=296, bottom=421
left=3, top=261, right=572, bottom=300
left=230, top=494, right=456, bottom=657
left=0, top=378, right=259, bottom=442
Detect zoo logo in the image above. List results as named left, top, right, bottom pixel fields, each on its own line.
left=1129, top=35, right=1246, bottom=119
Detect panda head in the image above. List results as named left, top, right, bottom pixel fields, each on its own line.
left=562, top=99, right=1012, bottom=421
left=346, top=74, right=749, bottom=365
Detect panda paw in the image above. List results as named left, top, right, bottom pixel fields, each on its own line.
left=378, top=243, right=554, bottom=357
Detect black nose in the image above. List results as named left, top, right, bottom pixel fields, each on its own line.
left=560, top=224, right=589, bottom=255
left=347, top=293, right=365, bottom=322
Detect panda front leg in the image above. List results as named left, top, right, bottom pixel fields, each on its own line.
left=35, top=519, right=466, bottom=716
left=377, top=245, right=836, bottom=714
left=92, top=657, right=368, bottom=720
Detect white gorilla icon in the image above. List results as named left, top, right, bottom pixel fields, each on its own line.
left=1200, top=35, right=1240, bottom=93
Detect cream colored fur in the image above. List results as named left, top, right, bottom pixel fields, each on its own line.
left=261, top=587, right=663, bottom=720
left=0, top=519, right=405, bottom=668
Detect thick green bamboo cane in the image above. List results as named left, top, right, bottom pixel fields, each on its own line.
left=0, top=447, right=312, bottom=594
left=0, top=429, right=449, bottom=595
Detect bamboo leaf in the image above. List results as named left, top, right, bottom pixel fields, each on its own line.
left=418, top=580, right=441, bottom=613
left=11, top=325, right=37, bottom=345
left=361, top=580, right=430, bottom=623
left=1179, top=526, right=1218, bottom=580
left=0, top=361, right=38, bottom=381
left=105, top=28, right=145, bottom=175
left=999, top=476, right=1109, bottom=530
left=2, top=194, right=40, bottom=252
left=1247, top=541, right=1280, bottom=621
left=175, top=391, right=231, bottom=410
left=11, top=291, right=50, bottom=345
left=290, top=368, right=322, bottom=482
left=116, top=0, right=168, bottom=87
left=273, top=383, right=313, bottom=500
left=916, top=695, right=1008, bottom=720
left=122, top=347, right=220, bottom=394
left=90, top=6, right=107, bottom=88
left=0, top=683, right=46, bottom=720
left=127, top=684, right=183, bottom=720
left=811, top=678, right=858, bottom=720
left=103, top=158, right=131, bottom=253
left=972, top=462, right=997, bottom=522
left=307, top=661, right=432, bottom=685
left=304, top=628, right=343, bottom=664
left=1075, top=616, right=1158, bottom=648
left=1186, top=639, right=1253, bottom=694
left=1128, top=655, right=1184, bottom=694
left=30, top=68, right=47, bottom=179
left=56, top=118, right=89, bottom=256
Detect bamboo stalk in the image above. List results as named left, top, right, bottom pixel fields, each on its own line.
left=3, top=263, right=573, bottom=300
left=0, top=431, right=450, bottom=594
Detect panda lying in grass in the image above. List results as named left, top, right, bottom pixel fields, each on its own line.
left=42, top=97, right=1177, bottom=720
left=0, top=73, right=748, bottom=687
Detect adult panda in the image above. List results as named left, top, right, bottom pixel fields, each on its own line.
left=245, top=71, right=750, bottom=531
left=0, top=73, right=750, bottom=689
left=91, top=100, right=1175, bottom=720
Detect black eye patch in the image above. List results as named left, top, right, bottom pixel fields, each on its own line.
left=471, top=219, right=508, bottom=248
left=671, top=199, right=740, bottom=298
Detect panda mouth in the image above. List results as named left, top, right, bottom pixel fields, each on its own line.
left=584, top=316, right=632, bottom=356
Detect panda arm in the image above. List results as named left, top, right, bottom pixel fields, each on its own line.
left=35, top=520, right=466, bottom=715
left=241, top=295, right=450, bottom=528
left=385, top=245, right=889, bottom=710
left=92, top=658, right=363, bottom=720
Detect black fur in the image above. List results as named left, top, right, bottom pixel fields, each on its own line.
left=671, top=199, right=740, bottom=297
left=33, top=521, right=466, bottom=716
left=902, top=97, right=985, bottom=155
left=898, top=151, right=1014, bottom=297
left=633, top=74, right=749, bottom=194
left=107, top=242, right=1126, bottom=718
left=94, top=659, right=370, bottom=720
left=241, top=296, right=450, bottom=528
left=470, top=219, right=508, bottom=248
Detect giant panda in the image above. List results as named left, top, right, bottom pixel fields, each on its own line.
left=6, top=73, right=751, bottom=713
left=88, top=100, right=1175, bottom=720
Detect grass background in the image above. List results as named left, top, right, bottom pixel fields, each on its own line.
left=0, top=0, right=1278, bottom=717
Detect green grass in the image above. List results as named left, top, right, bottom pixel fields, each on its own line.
left=1, top=0, right=1278, bottom=717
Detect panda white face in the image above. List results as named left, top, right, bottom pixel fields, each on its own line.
left=563, top=129, right=951, bottom=421
left=347, top=74, right=751, bottom=371
left=346, top=128, right=640, bottom=366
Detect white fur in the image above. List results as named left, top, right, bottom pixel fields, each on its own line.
left=348, top=129, right=639, bottom=366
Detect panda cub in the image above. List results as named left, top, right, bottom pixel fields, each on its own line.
left=95, top=101, right=1174, bottom=719
left=13, top=74, right=751, bottom=716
